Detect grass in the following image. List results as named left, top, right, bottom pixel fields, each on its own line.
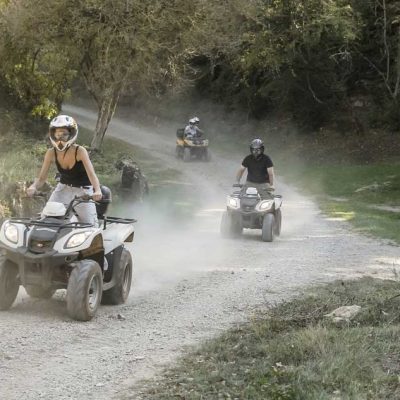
left=131, top=278, right=400, bottom=400
left=278, top=162, right=400, bottom=243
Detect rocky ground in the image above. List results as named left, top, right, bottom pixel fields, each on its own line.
left=0, top=105, right=399, bottom=399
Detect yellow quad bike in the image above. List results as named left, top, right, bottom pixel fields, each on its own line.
left=175, top=128, right=211, bottom=162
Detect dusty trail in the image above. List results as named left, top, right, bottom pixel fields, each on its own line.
left=0, top=105, right=399, bottom=400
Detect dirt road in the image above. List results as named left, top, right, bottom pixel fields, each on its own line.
left=0, top=105, right=399, bottom=399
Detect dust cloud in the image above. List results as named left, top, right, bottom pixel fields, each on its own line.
left=63, top=99, right=333, bottom=299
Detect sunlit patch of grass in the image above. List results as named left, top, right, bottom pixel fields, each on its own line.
left=329, top=210, right=355, bottom=221
left=132, top=278, right=400, bottom=400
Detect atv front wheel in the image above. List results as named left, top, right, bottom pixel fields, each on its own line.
left=220, top=212, right=242, bottom=238
left=66, top=260, right=103, bottom=321
left=262, top=213, right=275, bottom=242
left=274, top=209, right=282, bottom=236
left=175, top=146, right=182, bottom=159
left=183, top=148, right=191, bottom=162
left=101, top=248, right=133, bottom=305
left=203, top=149, right=211, bottom=162
left=25, top=285, right=56, bottom=299
left=0, top=258, right=19, bottom=310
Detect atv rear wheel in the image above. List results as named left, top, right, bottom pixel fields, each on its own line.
left=25, top=285, right=55, bottom=299
left=262, top=213, right=275, bottom=242
left=183, top=148, right=191, bottom=162
left=0, top=258, right=19, bottom=310
left=101, top=248, right=133, bottom=305
left=66, top=260, right=103, bottom=321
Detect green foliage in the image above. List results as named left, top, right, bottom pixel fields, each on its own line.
left=2, top=0, right=400, bottom=132
left=192, top=0, right=361, bottom=126
left=0, top=0, right=77, bottom=117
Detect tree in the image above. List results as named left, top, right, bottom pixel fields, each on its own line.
left=190, top=0, right=361, bottom=126
left=0, top=0, right=199, bottom=149
left=62, top=0, right=198, bottom=150
left=0, top=0, right=77, bottom=117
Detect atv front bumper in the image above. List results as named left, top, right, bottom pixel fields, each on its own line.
left=229, top=209, right=270, bottom=229
left=0, top=244, right=79, bottom=288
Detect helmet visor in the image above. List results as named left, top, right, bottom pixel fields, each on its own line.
left=251, top=148, right=262, bottom=157
left=50, top=129, right=72, bottom=142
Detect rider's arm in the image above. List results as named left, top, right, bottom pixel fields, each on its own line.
left=267, top=166, right=275, bottom=188
left=236, top=165, right=246, bottom=183
left=27, top=149, right=54, bottom=195
left=77, top=146, right=102, bottom=200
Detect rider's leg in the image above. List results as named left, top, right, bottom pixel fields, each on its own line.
left=245, top=181, right=273, bottom=198
left=73, top=187, right=107, bottom=270
left=73, top=187, right=98, bottom=228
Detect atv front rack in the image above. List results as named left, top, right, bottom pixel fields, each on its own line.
left=9, top=218, right=93, bottom=228
left=7, top=218, right=94, bottom=248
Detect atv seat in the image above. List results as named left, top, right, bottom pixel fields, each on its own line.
left=96, top=185, right=112, bottom=218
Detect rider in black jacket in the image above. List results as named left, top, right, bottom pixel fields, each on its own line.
left=236, top=138, right=275, bottom=197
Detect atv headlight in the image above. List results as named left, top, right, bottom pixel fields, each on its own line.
left=227, top=197, right=240, bottom=209
left=64, top=231, right=92, bottom=249
left=4, top=222, right=19, bottom=244
left=257, top=200, right=274, bottom=211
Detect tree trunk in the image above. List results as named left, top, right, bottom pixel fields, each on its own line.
left=90, top=89, right=120, bottom=151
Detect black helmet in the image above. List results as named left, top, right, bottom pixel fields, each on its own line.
left=250, top=138, right=264, bottom=158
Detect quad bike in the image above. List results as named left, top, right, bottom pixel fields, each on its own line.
left=175, top=128, right=211, bottom=162
left=0, top=186, right=136, bottom=321
left=220, top=184, right=282, bottom=242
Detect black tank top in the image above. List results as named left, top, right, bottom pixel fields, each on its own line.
left=54, top=147, right=91, bottom=187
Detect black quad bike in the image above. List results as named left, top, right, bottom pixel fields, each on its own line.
left=175, top=128, right=211, bottom=162
left=0, top=187, right=136, bottom=321
left=220, top=184, right=282, bottom=242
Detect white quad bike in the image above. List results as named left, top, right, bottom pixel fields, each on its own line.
left=220, top=183, right=282, bottom=242
left=0, top=187, right=136, bottom=321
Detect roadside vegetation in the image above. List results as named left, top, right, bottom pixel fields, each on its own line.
left=130, top=277, right=400, bottom=400
left=280, top=162, right=400, bottom=244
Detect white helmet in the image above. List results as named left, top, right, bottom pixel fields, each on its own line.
left=49, top=115, right=78, bottom=152
left=193, top=116, right=200, bottom=125
left=189, top=118, right=196, bottom=125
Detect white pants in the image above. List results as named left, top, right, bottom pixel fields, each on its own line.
left=46, top=183, right=98, bottom=227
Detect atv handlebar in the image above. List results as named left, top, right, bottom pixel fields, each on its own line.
left=21, top=191, right=48, bottom=199
left=74, top=194, right=93, bottom=201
